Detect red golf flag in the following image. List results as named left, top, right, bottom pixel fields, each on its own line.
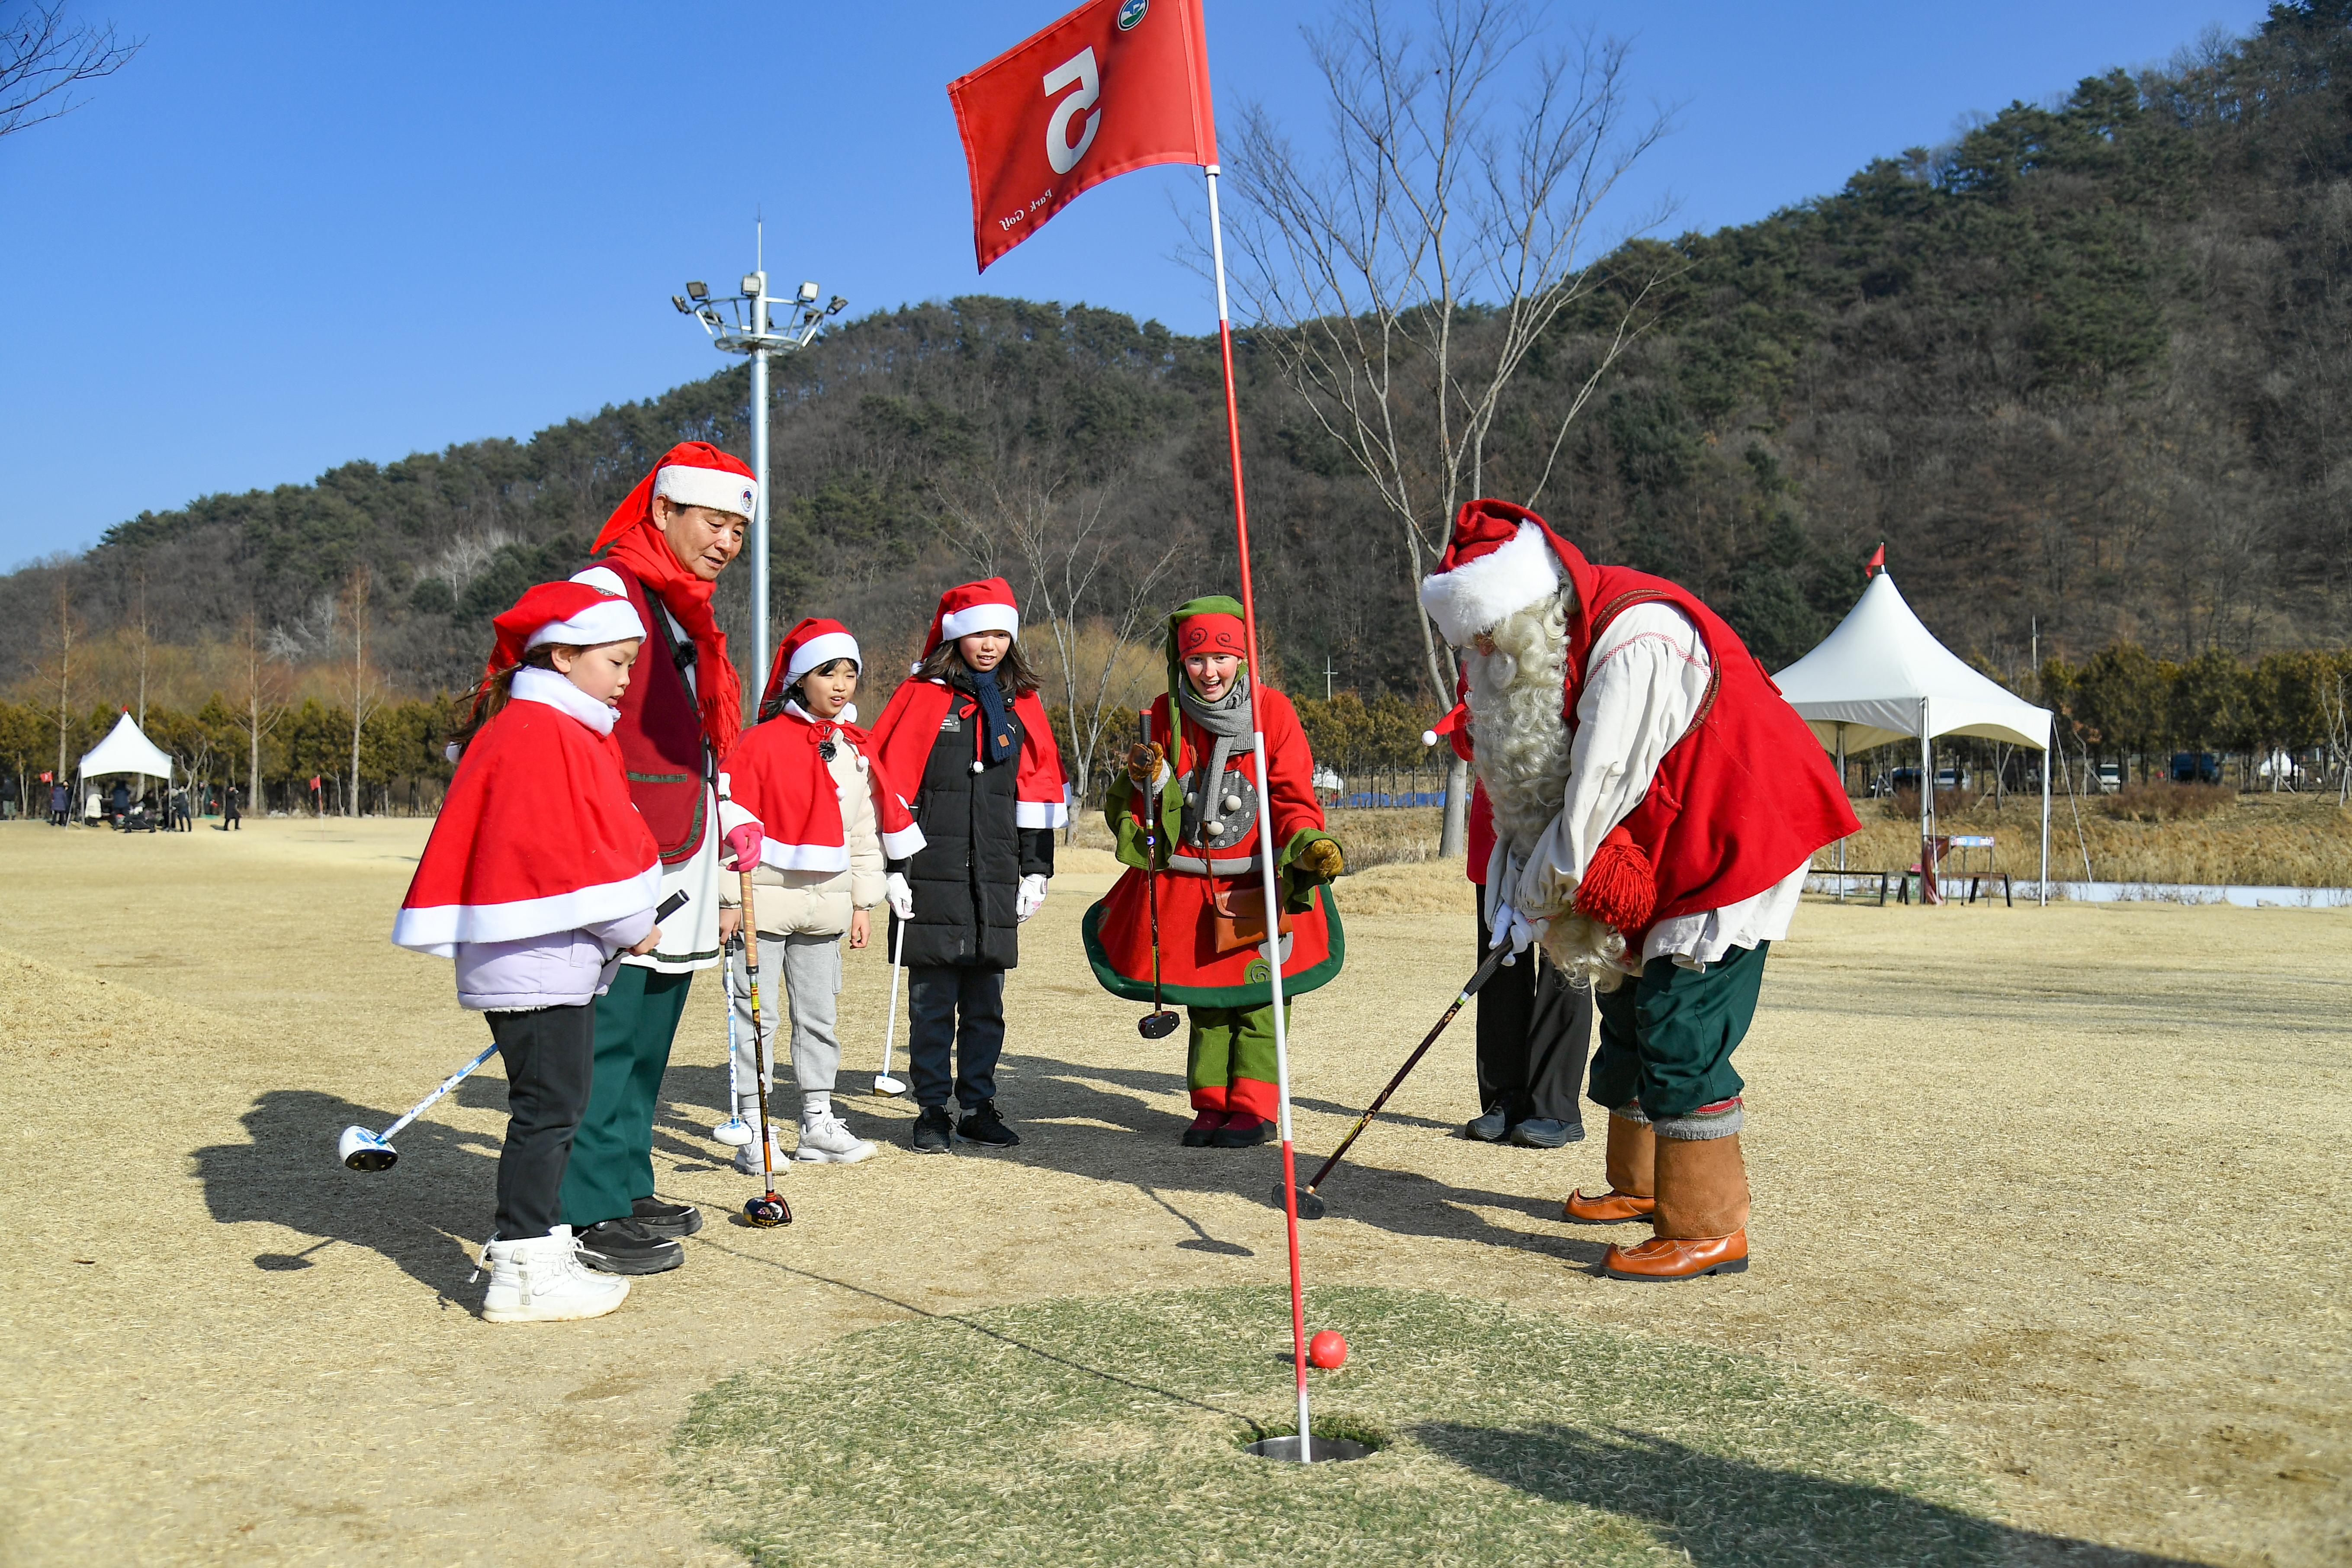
left=948, top=0, right=1217, bottom=271
left=1863, top=543, right=1886, bottom=579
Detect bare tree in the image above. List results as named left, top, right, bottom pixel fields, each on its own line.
left=936, top=463, right=1183, bottom=816
left=2320, top=663, right=2352, bottom=807
left=129, top=567, right=150, bottom=728
left=1220, top=0, right=1671, bottom=851
left=344, top=568, right=381, bottom=816
left=30, top=576, right=79, bottom=781
left=2, top=2, right=139, bottom=140
left=230, top=610, right=288, bottom=813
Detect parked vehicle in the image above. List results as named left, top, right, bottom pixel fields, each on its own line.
left=2092, top=762, right=2122, bottom=793
left=2169, top=751, right=2222, bottom=784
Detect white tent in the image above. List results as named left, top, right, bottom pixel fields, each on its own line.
left=78, top=711, right=174, bottom=810
left=1772, top=572, right=2053, bottom=903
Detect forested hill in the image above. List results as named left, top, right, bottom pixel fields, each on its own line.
left=5, top=2, right=2349, bottom=705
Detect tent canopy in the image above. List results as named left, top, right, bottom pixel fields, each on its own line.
left=1772, top=572, right=2051, bottom=753
left=78, top=711, right=174, bottom=781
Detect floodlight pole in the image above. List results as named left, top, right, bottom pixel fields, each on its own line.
left=674, top=223, right=845, bottom=708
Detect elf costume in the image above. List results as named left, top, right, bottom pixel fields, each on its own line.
left=1419, top=499, right=1857, bottom=1280
left=1083, top=598, right=1344, bottom=1146
left=559, top=441, right=763, bottom=1266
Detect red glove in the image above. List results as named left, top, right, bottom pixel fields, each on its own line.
left=723, top=822, right=764, bottom=872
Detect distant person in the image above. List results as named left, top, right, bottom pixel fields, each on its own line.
left=49, top=781, right=69, bottom=827
left=222, top=783, right=242, bottom=831
left=108, top=780, right=129, bottom=826
left=391, top=579, right=664, bottom=1323
left=1, top=774, right=17, bottom=819
left=170, top=785, right=192, bottom=832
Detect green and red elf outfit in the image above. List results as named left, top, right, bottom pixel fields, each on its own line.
left=1082, top=598, right=1344, bottom=1147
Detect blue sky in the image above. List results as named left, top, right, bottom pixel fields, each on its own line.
left=0, top=0, right=2268, bottom=566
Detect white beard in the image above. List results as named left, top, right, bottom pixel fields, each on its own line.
left=1464, top=589, right=1573, bottom=861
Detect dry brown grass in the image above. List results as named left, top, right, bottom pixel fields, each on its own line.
left=2104, top=781, right=2233, bottom=822
left=1837, top=788, right=2352, bottom=886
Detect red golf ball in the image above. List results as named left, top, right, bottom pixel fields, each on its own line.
left=1308, top=1330, right=1348, bottom=1369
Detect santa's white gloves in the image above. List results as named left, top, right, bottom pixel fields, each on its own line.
left=1488, top=899, right=1538, bottom=962
left=884, top=872, right=914, bottom=922
left=1016, top=874, right=1049, bottom=923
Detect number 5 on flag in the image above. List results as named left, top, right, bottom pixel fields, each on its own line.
left=948, top=0, right=1217, bottom=270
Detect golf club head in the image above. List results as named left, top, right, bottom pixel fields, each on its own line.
left=742, top=1192, right=791, bottom=1227
left=871, top=1074, right=908, bottom=1097
left=1137, top=1010, right=1180, bottom=1040
left=711, top=1116, right=755, bottom=1147
left=339, top=1125, right=396, bottom=1173
left=1270, top=1181, right=1327, bottom=1220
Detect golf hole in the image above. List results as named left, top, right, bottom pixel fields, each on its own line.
left=1239, top=1414, right=1386, bottom=1463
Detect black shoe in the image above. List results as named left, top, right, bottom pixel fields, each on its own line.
left=956, top=1101, right=1021, bottom=1147
left=631, top=1196, right=703, bottom=1237
left=574, top=1218, right=684, bottom=1275
left=911, top=1105, right=954, bottom=1154
left=1208, top=1115, right=1276, bottom=1148
left=1465, top=1101, right=1509, bottom=1141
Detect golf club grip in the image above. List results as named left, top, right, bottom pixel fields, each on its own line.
left=656, top=889, right=689, bottom=923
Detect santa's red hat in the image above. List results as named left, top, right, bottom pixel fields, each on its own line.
left=590, top=441, right=758, bottom=553
left=487, top=581, right=646, bottom=678
left=1417, top=499, right=1572, bottom=646
left=919, top=578, right=1021, bottom=663
left=760, top=617, right=862, bottom=715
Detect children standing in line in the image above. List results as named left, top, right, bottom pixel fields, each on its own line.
left=865, top=580, right=1067, bottom=1154
left=390, top=581, right=665, bottom=1324
left=718, top=618, right=925, bottom=1173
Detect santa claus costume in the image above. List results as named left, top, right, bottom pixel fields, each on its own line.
left=1419, top=500, right=1857, bottom=1280
left=390, top=580, right=658, bottom=1322
left=1083, top=598, right=1346, bottom=1147
left=864, top=580, right=1066, bottom=1151
left=718, top=618, right=925, bottom=1171
left=561, top=442, right=764, bottom=1273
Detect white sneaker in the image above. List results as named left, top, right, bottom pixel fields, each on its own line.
left=710, top=1115, right=756, bottom=1148
left=482, top=1226, right=630, bottom=1324
left=732, top=1131, right=793, bottom=1177
left=795, top=1112, right=876, bottom=1165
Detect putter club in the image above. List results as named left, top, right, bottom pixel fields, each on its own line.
left=1136, top=713, right=1181, bottom=1041
left=737, top=870, right=791, bottom=1227
left=713, top=932, right=754, bottom=1145
left=872, top=913, right=908, bottom=1096
left=342, top=890, right=691, bottom=1172
left=1271, top=941, right=1514, bottom=1219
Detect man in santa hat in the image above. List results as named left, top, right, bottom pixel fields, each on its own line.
left=1418, top=499, right=1856, bottom=1281
left=558, top=441, right=765, bottom=1276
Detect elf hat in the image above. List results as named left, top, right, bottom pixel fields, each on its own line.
left=918, top=578, right=1021, bottom=662
left=761, top=617, right=861, bottom=716
left=1417, top=499, right=1568, bottom=646
left=590, top=440, right=758, bottom=553
left=488, top=581, right=646, bottom=676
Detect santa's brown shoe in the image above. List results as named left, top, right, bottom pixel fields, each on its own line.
left=1561, top=1188, right=1656, bottom=1223
left=1601, top=1231, right=1748, bottom=1280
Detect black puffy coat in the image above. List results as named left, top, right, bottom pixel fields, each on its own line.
left=891, top=676, right=1054, bottom=969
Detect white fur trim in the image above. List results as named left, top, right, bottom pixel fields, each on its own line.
left=1418, top=524, right=1561, bottom=646
left=1422, top=729, right=1440, bottom=747
left=510, top=665, right=619, bottom=736
left=525, top=597, right=645, bottom=653
left=572, top=566, right=626, bottom=595
left=391, top=864, right=662, bottom=958
left=655, top=463, right=759, bottom=519
left=940, top=602, right=1020, bottom=641
left=785, top=630, right=860, bottom=684
left=1015, top=798, right=1068, bottom=829
left=757, top=840, right=852, bottom=874
left=879, top=822, right=927, bottom=859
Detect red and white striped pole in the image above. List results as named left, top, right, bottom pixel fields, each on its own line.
left=1203, top=161, right=1311, bottom=1462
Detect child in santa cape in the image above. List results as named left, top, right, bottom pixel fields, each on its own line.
left=1084, top=599, right=1346, bottom=1147
left=718, top=619, right=925, bottom=1173
left=390, top=582, right=665, bottom=1324
left=864, top=579, right=1067, bottom=1154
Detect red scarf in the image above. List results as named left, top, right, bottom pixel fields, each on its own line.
left=591, top=457, right=744, bottom=758
left=722, top=709, right=925, bottom=871
left=866, top=677, right=1070, bottom=832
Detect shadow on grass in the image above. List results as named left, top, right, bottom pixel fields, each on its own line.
left=1417, top=1423, right=2208, bottom=1568
left=193, top=1086, right=497, bottom=1303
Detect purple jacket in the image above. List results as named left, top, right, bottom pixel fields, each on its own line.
left=452, top=909, right=655, bottom=1012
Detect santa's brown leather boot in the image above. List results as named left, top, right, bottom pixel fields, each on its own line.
left=1602, top=1132, right=1750, bottom=1280
left=1562, top=1110, right=1655, bottom=1223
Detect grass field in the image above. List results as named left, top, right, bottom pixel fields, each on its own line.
left=1, top=817, right=2346, bottom=1564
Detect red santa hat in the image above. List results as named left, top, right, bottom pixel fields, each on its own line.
left=759, top=617, right=862, bottom=716
left=917, top=578, right=1022, bottom=667
left=1416, top=499, right=1571, bottom=647
left=486, top=581, right=646, bottom=681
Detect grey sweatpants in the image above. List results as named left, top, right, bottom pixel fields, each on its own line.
left=728, top=932, right=843, bottom=1112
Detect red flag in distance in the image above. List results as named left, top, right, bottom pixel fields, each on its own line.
left=1864, top=543, right=1886, bottom=579
left=948, top=0, right=1217, bottom=271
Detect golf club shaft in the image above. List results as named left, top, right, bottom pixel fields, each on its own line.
left=1141, top=712, right=1165, bottom=1012
left=1301, top=941, right=1515, bottom=1195
left=724, top=932, right=740, bottom=1116
left=739, top=871, right=780, bottom=1196
left=376, top=1040, right=499, bottom=1144
left=877, top=913, right=905, bottom=1080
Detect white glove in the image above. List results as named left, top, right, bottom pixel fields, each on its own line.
left=1016, top=874, right=1049, bottom=923
left=884, top=872, right=914, bottom=922
left=1488, top=899, right=1537, bottom=962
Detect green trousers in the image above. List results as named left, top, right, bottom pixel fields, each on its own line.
left=560, top=965, right=694, bottom=1230
left=1587, top=941, right=1767, bottom=1123
left=1187, top=1002, right=1288, bottom=1122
